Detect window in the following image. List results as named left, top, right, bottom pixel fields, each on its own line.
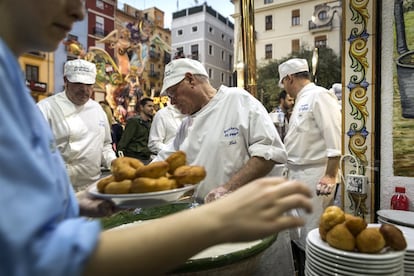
left=177, top=29, right=183, bottom=35
left=176, top=47, right=184, bottom=58
left=192, top=26, right=198, bottom=32
left=208, top=44, right=213, bottom=55
left=95, top=16, right=104, bottom=36
left=221, top=34, right=225, bottom=40
left=265, top=15, right=273, bottom=31
left=191, top=44, right=199, bottom=60
left=315, top=35, right=327, bottom=48
left=318, top=10, right=328, bottom=21
left=209, top=26, right=214, bottom=33
left=208, top=68, right=213, bottom=79
left=221, top=73, right=225, bottom=83
left=292, top=9, right=300, bottom=26
left=292, top=39, right=300, bottom=53
left=221, top=50, right=225, bottom=61
left=264, top=0, right=273, bottom=4
left=96, top=0, right=104, bottom=9
left=26, top=65, right=39, bottom=81
left=265, top=44, right=272, bottom=59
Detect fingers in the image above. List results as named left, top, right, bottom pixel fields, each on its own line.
left=316, top=182, right=336, bottom=196
left=204, top=187, right=229, bottom=203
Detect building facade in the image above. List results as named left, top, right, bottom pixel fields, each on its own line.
left=232, top=0, right=341, bottom=66
left=171, top=3, right=235, bottom=89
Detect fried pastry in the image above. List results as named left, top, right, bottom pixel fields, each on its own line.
left=380, top=223, right=407, bottom=251
left=319, top=206, right=345, bottom=232
left=165, top=151, right=187, bottom=174
left=135, top=161, right=169, bottom=178
left=319, top=222, right=329, bottom=241
left=356, top=227, right=386, bottom=253
left=104, top=179, right=132, bottom=194
left=326, top=223, right=356, bottom=251
left=344, top=213, right=367, bottom=236
left=172, top=165, right=206, bottom=186
left=97, top=175, right=115, bottom=193
left=112, top=157, right=144, bottom=181
left=131, top=177, right=177, bottom=193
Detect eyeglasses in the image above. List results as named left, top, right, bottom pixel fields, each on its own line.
left=166, top=79, right=185, bottom=100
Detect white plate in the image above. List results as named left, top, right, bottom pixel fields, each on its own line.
left=307, top=243, right=403, bottom=267
left=377, top=209, right=414, bottom=228
left=306, top=251, right=403, bottom=275
left=88, top=182, right=197, bottom=208
left=306, top=245, right=403, bottom=272
left=306, top=226, right=406, bottom=261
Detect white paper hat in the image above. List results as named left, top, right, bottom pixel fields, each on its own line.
left=160, top=58, right=208, bottom=96
left=64, top=59, right=96, bottom=85
left=278, top=58, right=309, bottom=88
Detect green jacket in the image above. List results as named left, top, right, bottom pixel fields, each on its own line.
left=117, top=115, right=152, bottom=160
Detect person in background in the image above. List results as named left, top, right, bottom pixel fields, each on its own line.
left=37, top=59, right=117, bottom=192
left=117, top=97, right=154, bottom=164
left=278, top=58, right=341, bottom=275
left=0, top=0, right=314, bottom=275
left=330, top=83, right=343, bottom=111
left=148, top=103, right=185, bottom=155
left=269, top=90, right=295, bottom=141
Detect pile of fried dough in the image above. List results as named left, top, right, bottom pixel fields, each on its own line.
left=319, top=206, right=407, bottom=253
left=97, top=151, right=206, bottom=194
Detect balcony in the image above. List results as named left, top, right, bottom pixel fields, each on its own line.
left=308, top=20, right=332, bottom=33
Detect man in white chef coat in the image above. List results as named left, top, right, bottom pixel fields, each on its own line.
left=153, top=58, right=287, bottom=202
left=37, top=59, right=117, bottom=192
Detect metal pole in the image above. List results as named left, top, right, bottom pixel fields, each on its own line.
left=240, top=0, right=257, bottom=97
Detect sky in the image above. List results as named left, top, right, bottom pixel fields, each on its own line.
left=117, top=0, right=235, bottom=29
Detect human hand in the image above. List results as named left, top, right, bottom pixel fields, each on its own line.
left=204, top=186, right=231, bottom=203
left=199, top=177, right=313, bottom=243
left=77, top=191, right=117, bottom=218
left=316, top=175, right=337, bottom=196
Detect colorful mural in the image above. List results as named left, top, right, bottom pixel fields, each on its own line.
left=64, top=18, right=170, bottom=124
left=393, top=0, right=414, bottom=177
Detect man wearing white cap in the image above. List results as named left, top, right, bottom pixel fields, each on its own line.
left=278, top=58, right=341, bottom=272
left=154, top=58, right=287, bottom=202
left=37, top=59, right=116, bottom=192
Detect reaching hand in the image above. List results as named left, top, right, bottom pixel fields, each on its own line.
left=199, top=177, right=313, bottom=243
left=76, top=191, right=117, bottom=218
left=204, top=186, right=231, bottom=203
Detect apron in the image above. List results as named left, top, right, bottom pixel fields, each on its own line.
left=287, top=164, right=335, bottom=249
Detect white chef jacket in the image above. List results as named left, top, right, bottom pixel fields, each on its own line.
left=284, top=82, right=341, bottom=248
left=37, top=92, right=116, bottom=191
left=148, top=104, right=184, bottom=154
left=284, top=83, right=341, bottom=165
left=154, top=85, right=287, bottom=199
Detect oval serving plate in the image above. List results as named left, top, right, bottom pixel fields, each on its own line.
left=88, top=181, right=197, bottom=208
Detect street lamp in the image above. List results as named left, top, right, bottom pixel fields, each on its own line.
left=312, top=47, right=319, bottom=84
left=311, top=1, right=342, bottom=84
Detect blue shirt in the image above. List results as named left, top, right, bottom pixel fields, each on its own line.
left=0, top=39, right=101, bottom=275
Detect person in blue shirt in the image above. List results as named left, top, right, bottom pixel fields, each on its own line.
left=0, top=0, right=313, bottom=275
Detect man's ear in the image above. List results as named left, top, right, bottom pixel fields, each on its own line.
left=184, top=72, right=193, bottom=84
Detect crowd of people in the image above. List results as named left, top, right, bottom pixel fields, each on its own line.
left=0, top=0, right=344, bottom=274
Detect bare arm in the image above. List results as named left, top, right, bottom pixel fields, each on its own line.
left=317, top=156, right=340, bottom=195
left=83, top=177, right=312, bottom=276
left=205, top=156, right=275, bottom=202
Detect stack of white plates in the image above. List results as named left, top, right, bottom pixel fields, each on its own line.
left=305, top=226, right=405, bottom=276
left=377, top=209, right=414, bottom=227
left=377, top=210, right=414, bottom=276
